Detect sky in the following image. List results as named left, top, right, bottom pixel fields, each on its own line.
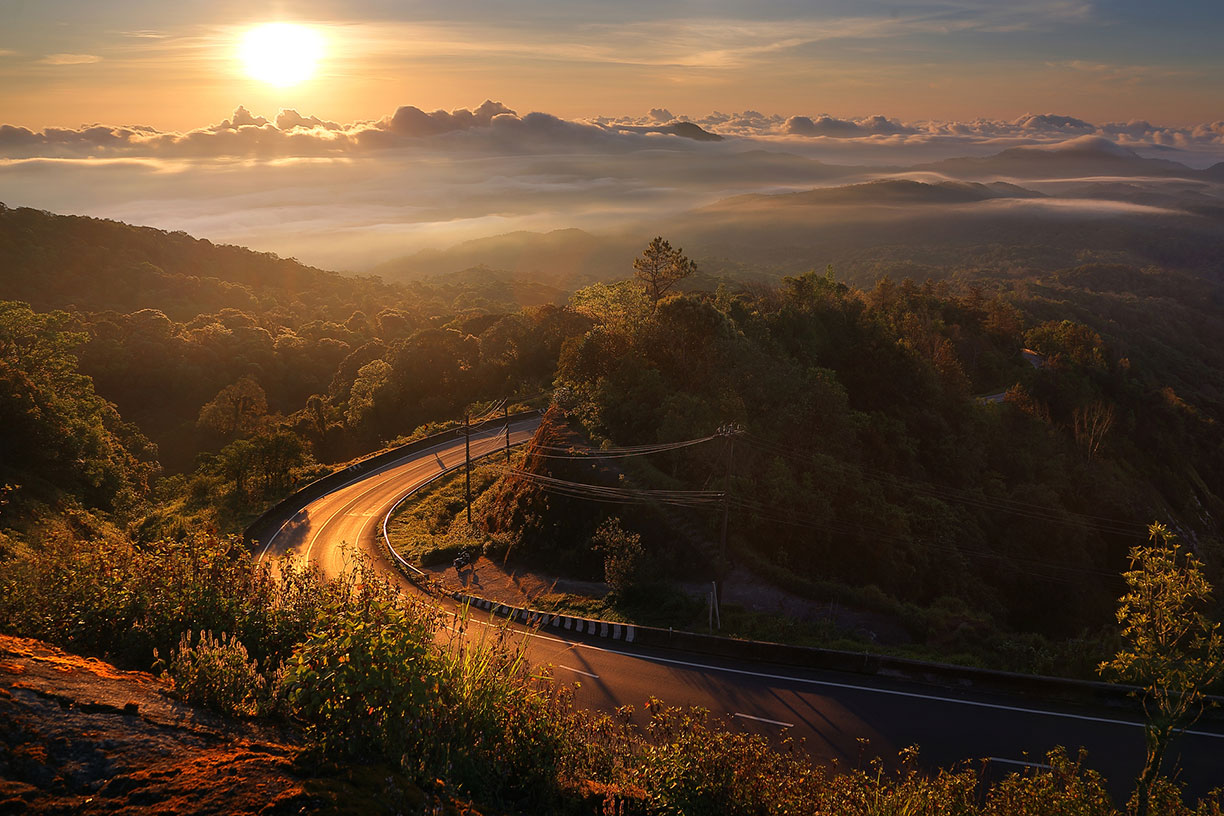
left=0, top=1, right=1221, bottom=271
left=1, top=0, right=1220, bottom=128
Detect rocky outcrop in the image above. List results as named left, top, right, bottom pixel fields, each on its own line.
left=0, top=636, right=311, bottom=814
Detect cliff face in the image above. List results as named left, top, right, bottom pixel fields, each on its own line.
left=0, top=635, right=311, bottom=814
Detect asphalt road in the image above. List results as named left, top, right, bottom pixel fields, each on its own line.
left=256, top=419, right=1224, bottom=801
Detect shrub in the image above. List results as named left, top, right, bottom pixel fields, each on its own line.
left=0, top=530, right=330, bottom=674
left=591, top=517, right=644, bottom=594
left=167, top=630, right=268, bottom=717
left=280, top=570, right=441, bottom=761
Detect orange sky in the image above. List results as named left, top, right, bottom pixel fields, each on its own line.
left=1, top=2, right=1220, bottom=130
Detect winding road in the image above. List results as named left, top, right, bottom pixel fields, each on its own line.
left=255, top=417, right=1224, bottom=800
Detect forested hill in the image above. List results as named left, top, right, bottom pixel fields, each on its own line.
left=4, top=206, right=1224, bottom=678
left=0, top=204, right=399, bottom=319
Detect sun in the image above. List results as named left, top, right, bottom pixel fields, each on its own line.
left=239, top=23, right=325, bottom=87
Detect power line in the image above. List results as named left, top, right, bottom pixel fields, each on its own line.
left=495, top=466, right=723, bottom=507
left=527, top=435, right=716, bottom=459
left=736, top=431, right=1145, bottom=539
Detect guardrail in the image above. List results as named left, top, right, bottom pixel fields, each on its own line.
left=380, top=435, right=538, bottom=579
left=441, top=585, right=1179, bottom=713
left=243, top=410, right=542, bottom=551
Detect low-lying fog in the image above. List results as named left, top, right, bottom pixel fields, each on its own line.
left=1, top=102, right=1222, bottom=278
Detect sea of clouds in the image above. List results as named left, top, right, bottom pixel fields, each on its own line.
left=1, top=101, right=1221, bottom=270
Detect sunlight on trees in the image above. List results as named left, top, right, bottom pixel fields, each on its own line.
left=197, top=375, right=268, bottom=440
left=632, top=236, right=697, bottom=309
left=1099, top=522, right=1224, bottom=816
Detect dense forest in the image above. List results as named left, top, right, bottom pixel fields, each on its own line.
left=4, top=204, right=1224, bottom=812
left=3, top=203, right=1223, bottom=668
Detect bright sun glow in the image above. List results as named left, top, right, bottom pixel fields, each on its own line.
left=240, top=23, right=325, bottom=87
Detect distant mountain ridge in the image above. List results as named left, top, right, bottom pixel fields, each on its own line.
left=0, top=204, right=393, bottom=319
left=919, top=136, right=1207, bottom=180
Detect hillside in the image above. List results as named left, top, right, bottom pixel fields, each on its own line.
left=0, top=204, right=402, bottom=321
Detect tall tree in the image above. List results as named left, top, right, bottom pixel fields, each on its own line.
left=1099, top=522, right=1224, bottom=816
left=197, top=375, right=268, bottom=441
left=632, top=237, right=697, bottom=309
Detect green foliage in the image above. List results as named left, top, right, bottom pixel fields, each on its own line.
left=637, top=699, right=832, bottom=815
left=0, top=531, right=329, bottom=672
left=281, top=569, right=569, bottom=809
left=591, top=517, right=645, bottom=595
left=0, top=301, right=157, bottom=512
left=546, top=264, right=1224, bottom=669
left=281, top=570, right=442, bottom=760
left=167, top=629, right=270, bottom=717
left=1099, top=522, right=1224, bottom=815
left=197, top=375, right=268, bottom=441
left=982, top=748, right=1115, bottom=816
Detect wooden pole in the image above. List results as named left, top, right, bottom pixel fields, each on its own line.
left=465, top=412, right=472, bottom=524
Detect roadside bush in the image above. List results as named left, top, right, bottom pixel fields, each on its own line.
left=638, top=698, right=827, bottom=815
left=281, top=568, right=441, bottom=760
left=0, top=530, right=330, bottom=674
left=167, top=630, right=268, bottom=717
left=281, top=570, right=569, bottom=810
left=591, top=517, right=645, bottom=595
left=436, top=614, right=569, bottom=808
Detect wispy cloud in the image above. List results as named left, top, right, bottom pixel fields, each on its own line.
left=38, top=53, right=103, bottom=65
left=306, top=3, right=1100, bottom=72
left=1047, top=60, right=1198, bottom=86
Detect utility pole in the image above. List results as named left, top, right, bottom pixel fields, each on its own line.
left=715, top=423, right=737, bottom=628
left=465, top=412, right=472, bottom=524
left=504, top=403, right=510, bottom=464
left=719, top=424, right=735, bottom=568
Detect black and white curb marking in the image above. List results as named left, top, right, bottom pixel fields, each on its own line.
left=452, top=592, right=636, bottom=643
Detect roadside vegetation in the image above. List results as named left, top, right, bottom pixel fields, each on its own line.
left=2, top=522, right=1222, bottom=814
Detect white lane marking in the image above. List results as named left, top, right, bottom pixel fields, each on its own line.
left=986, top=757, right=1053, bottom=770
left=379, top=425, right=537, bottom=574
left=302, top=423, right=537, bottom=564
left=734, top=712, right=795, bottom=728
left=444, top=612, right=1224, bottom=740
left=557, top=665, right=600, bottom=679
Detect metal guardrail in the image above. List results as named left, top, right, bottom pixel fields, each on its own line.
left=380, top=433, right=538, bottom=578
left=243, top=410, right=542, bottom=551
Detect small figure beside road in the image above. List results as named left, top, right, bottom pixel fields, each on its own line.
left=453, top=548, right=471, bottom=571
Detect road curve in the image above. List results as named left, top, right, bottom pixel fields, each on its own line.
left=258, top=418, right=1224, bottom=801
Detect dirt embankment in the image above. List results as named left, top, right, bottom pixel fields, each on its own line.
left=0, top=636, right=482, bottom=815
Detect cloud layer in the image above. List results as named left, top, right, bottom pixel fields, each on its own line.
left=3, top=101, right=1223, bottom=163
left=1, top=101, right=1222, bottom=272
